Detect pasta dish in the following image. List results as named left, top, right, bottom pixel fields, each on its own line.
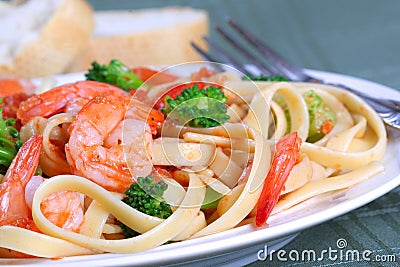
left=0, top=62, right=387, bottom=258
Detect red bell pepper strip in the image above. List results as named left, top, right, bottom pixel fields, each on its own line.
left=255, top=132, right=302, bottom=227
left=320, top=119, right=334, bottom=135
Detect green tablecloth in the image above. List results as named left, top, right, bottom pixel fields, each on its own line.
left=89, top=1, right=400, bottom=266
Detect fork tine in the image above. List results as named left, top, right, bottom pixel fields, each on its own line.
left=189, top=40, right=227, bottom=73
left=215, top=26, right=277, bottom=76
left=191, top=37, right=255, bottom=76
left=225, top=17, right=310, bottom=81
left=190, top=40, right=218, bottom=62
left=199, top=36, right=250, bottom=75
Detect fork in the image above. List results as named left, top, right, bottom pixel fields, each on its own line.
left=191, top=18, right=400, bottom=130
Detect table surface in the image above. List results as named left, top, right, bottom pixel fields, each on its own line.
left=88, top=1, right=400, bottom=266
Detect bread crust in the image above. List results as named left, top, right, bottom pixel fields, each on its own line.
left=0, top=0, right=94, bottom=79
left=68, top=7, right=208, bottom=71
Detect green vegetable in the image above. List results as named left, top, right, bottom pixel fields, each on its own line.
left=303, top=90, right=336, bottom=142
left=276, top=90, right=336, bottom=142
left=243, top=74, right=290, bottom=82
left=201, top=187, right=223, bottom=209
left=0, top=100, right=22, bottom=174
left=85, top=59, right=144, bottom=91
left=120, top=223, right=138, bottom=239
left=121, top=176, right=172, bottom=238
left=162, top=84, right=230, bottom=128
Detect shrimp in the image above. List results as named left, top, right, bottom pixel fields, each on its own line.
left=0, top=135, right=41, bottom=258
left=24, top=176, right=84, bottom=233
left=0, top=135, right=84, bottom=257
left=40, top=190, right=84, bottom=233
left=17, top=80, right=129, bottom=125
left=0, top=134, right=84, bottom=231
left=65, top=94, right=159, bottom=193
left=0, top=135, right=43, bottom=228
left=17, top=80, right=164, bottom=134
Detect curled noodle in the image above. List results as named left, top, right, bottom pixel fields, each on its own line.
left=31, top=174, right=205, bottom=254
left=40, top=113, right=75, bottom=176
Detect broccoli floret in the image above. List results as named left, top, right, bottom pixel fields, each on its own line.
left=120, top=224, right=138, bottom=239
left=0, top=99, right=22, bottom=174
left=201, top=187, right=223, bottom=209
left=275, top=90, right=336, bottom=142
left=85, top=59, right=144, bottom=91
left=162, top=84, right=230, bottom=128
left=121, top=176, right=172, bottom=238
left=243, top=74, right=290, bottom=82
left=303, top=90, right=336, bottom=142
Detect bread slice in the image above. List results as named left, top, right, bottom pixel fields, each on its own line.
left=0, top=0, right=94, bottom=79
left=67, top=7, right=208, bottom=71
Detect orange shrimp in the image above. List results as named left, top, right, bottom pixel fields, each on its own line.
left=0, top=78, right=36, bottom=98
left=0, top=135, right=84, bottom=228
left=0, top=135, right=84, bottom=257
left=65, top=94, right=157, bottom=193
left=17, top=80, right=129, bottom=125
left=0, top=135, right=83, bottom=231
left=0, top=135, right=43, bottom=227
left=40, top=191, right=84, bottom=233
left=17, top=80, right=164, bottom=134
left=0, top=136, right=42, bottom=258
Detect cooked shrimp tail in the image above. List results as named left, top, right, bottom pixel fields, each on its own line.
left=5, top=135, right=43, bottom=185
left=0, top=135, right=43, bottom=226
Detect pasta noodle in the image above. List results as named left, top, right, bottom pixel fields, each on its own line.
left=0, top=65, right=387, bottom=259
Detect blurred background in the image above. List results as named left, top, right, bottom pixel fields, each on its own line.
left=88, top=0, right=400, bottom=90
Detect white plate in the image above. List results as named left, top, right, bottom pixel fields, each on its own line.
left=2, top=68, right=400, bottom=267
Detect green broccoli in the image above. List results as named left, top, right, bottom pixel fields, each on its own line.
left=162, top=84, right=230, bottom=128
left=276, top=90, right=336, bottom=142
left=85, top=59, right=144, bottom=91
left=303, top=90, right=336, bottom=143
left=243, top=74, right=290, bottom=82
left=121, top=176, right=172, bottom=238
left=0, top=99, right=22, bottom=174
left=201, top=187, right=223, bottom=209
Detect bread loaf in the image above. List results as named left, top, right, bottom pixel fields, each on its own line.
left=0, top=0, right=94, bottom=79
left=67, top=7, right=208, bottom=71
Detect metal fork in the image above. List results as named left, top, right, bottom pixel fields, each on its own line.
left=191, top=18, right=400, bottom=130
